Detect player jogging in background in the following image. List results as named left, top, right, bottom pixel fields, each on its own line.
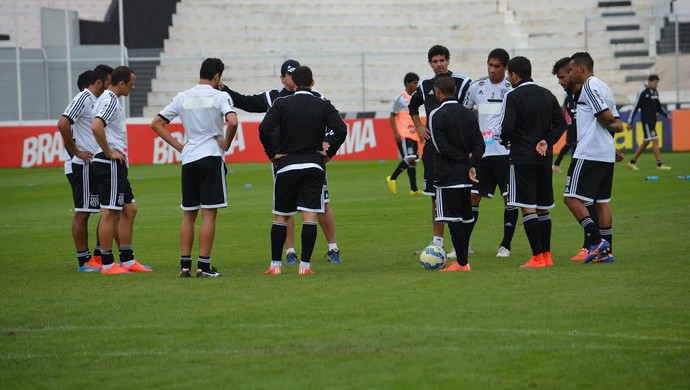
left=58, top=65, right=113, bottom=272
left=463, top=48, right=517, bottom=258
left=626, top=74, right=673, bottom=171
left=409, top=44, right=472, bottom=259
left=386, top=72, right=421, bottom=196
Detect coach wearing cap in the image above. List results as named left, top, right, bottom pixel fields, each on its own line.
left=220, top=59, right=301, bottom=112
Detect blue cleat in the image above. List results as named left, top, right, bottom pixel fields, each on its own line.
left=584, top=239, right=611, bottom=264
left=77, top=264, right=100, bottom=273
left=285, top=252, right=298, bottom=265
left=592, top=253, right=614, bottom=263
left=325, top=249, right=343, bottom=264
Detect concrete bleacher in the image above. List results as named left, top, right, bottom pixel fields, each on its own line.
left=144, top=0, right=681, bottom=117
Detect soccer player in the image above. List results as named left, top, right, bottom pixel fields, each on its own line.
left=428, top=76, right=485, bottom=272
left=463, top=48, right=517, bottom=258
left=58, top=65, right=113, bottom=272
left=258, top=66, right=347, bottom=275
left=626, top=74, right=673, bottom=171
left=91, top=66, right=152, bottom=274
left=564, top=52, right=623, bottom=264
left=500, top=56, right=566, bottom=268
left=386, top=72, right=421, bottom=195
left=408, top=45, right=472, bottom=256
left=150, top=58, right=239, bottom=278
left=551, top=57, right=604, bottom=262
left=221, top=59, right=345, bottom=265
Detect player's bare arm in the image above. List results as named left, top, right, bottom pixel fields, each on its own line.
left=58, top=116, right=93, bottom=162
left=411, top=115, right=430, bottom=140
left=597, top=110, right=623, bottom=133
left=389, top=114, right=402, bottom=143
left=150, top=115, right=185, bottom=153
left=92, top=118, right=124, bottom=163
left=217, top=112, right=239, bottom=151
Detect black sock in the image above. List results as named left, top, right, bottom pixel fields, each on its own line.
left=119, top=245, right=134, bottom=263
left=390, top=160, right=407, bottom=180
left=586, top=202, right=599, bottom=227
left=500, top=206, right=518, bottom=250
left=300, top=222, right=318, bottom=262
left=448, top=222, right=469, bottom=266
left=270, top=222, right=288, bottom=262
left=93, top=246, right=101, bottom=257
left=630, top=158, right=637, bottom=164
left=180, top=255, right=192, bottom=270
left=657, top=160, right=663, bottom=167
left=407, top=166, right=418, bottom=191
left=579, top=217, right=601, bottom=248
left=198, top=256, right=211, bottom=271
left=523, top=213, right=542, bottom=256
left=101, top=250, right=114, bottom=266
left=77, top=250, right=91, bottom=267
left=600, top=227, right=612, bottom=252
left=538, top=213, right=552, bottom=253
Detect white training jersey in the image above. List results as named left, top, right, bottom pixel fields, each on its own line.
left=94, top=90, right=128, bottom=157
left=158, top=84, right=235, bottom=164
left=464, top=76, right=511, bottom=157
left=62, top=89, right=99, bottom=165
left=573, top=76, right=619, bottom=163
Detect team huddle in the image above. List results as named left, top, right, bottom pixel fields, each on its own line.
left=60, top=44, right=640, bottom=276
left=386, top=45, right=626, bottom=271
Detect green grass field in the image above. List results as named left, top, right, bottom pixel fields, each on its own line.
left=1, top=153, right=689, bottom=389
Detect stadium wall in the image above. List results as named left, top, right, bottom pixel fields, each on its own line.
left=1, top=111, right=688, bottom=169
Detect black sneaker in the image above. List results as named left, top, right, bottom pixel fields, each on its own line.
left=179, top=268, right=192, bottom=278
left=196, top=266, right=223, bottom=278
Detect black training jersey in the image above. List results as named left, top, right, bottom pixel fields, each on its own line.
left=258, top=88, right=347, bottom=170
left=428, top=98, right=485, bottom=187
left=629, top=87, right=668, bottom=123
left=408, top=71, right=472, bottom=122
left=499, top=80, right=566, bottom=165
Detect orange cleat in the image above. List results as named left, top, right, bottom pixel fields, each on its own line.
left=570, top=248, right=588, bottom=262
left=520, top=254, right=546, bottom=268
left=87, top=255, right=102, bottom=268
left=123, top=260, right=153, bottom=272
left=440, top=261, right=471, bottom=272
left=298, top=266, right=313, bottom=275
left=264, top=266, right=282, bottom=275
left=543, top=252, right=554, bottom=267
left=100, top=263, right=130, bottom=274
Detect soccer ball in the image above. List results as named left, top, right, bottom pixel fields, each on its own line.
left=419, top=245, right=446, bottom=270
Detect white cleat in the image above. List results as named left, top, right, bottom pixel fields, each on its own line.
left=447, top=248, right=457, bottom=259
left=468, top=242, right=474, bottom=254
left=496, top=246, right=510, bottom=257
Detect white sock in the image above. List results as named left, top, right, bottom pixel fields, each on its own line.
left=122, top=260, right=135, bottom=267
left=299, top=261, right=311, bottom=269
left=271, top=260, right=282, bottom=268
left=102, top=263, right=114, bottom=270
left=433, top=236, right=444, bottom=247
left=285, top=247, right=295, bottom=255
left=328, top=243, right=338, bottom=251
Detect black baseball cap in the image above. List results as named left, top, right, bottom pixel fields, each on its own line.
left=281, top=59, right=300, bottom=76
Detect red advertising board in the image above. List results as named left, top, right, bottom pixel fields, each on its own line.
left=0, top=117, right=400, bottom=168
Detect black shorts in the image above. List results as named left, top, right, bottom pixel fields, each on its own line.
left=422, top=142, right=436, bottom=196
left=272, top=163, right=330, bottom=204
left=273, top=164, right=326, bottom=215
left=507, top=163, right=554, bottom=209
left=564, top=158, right=614, bottom=203
left=92, top=154, right=134, bottom=210
left=181, top=156, right=227, bottom=210
left=69, top=162, right=101, bottom=212
left=641, top=120, right=659, bottom=141
left=472, top=155, right=509, bottom=199
left=397, top=138, right=419, bottom=162
left=435, top=186, right=473, bottom=223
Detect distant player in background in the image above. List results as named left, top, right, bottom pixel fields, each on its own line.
left=386, top=72, right=421, bottom=195
left=409, top=44, right=472, bottom=258
left=428, top=76, right=484, bottom=272
left=463, top=48, right=517, bottom=258
left=551, top=57, right=601, bottom=262
left=626, top=74, right=673, bottom=171
left=258, top=66, right=347, bottom=275
left=564, top=52, right=623, bottom=264
left=58, top=65, right=113, bottom=272
left=151, top=58, right=238, bottom=278
left=221, top=59, right=345, bottom=264
left=92, top=66, right=152, bottom=274
left=500, top=56, right=566, bottom=268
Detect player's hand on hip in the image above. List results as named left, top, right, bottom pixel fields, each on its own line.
left=469, top=167, right=479, bottom=183
left=615, top=149, right=624, bottom=162
left=271, top=153, right=286, bottom=163
left=317, top=150, right=330, bottom=163
left=416, top=124, right=430, bottom=140
left=536, top=140, right=547, bottom=156
left=108, top=150, right=125, bottom=163
left=75, top=150, right=93, bottom=162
